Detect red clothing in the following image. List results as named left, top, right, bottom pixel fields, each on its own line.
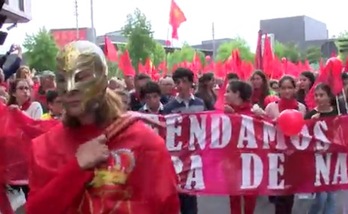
left=278, top=98, right=299, bottom=112
left=0, top=82, right=8, bottom=91
left=229, top=101, right=257, bottom=214
left=230, top=195, right=257, bottom=214
left=26, top=120, right=179, bottom=214
left=251, top=88, right=262, bottom=105
left=229, top=102, right=253, bottom=116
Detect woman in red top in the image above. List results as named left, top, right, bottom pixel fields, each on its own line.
left=264, top=75, right=306, bottom=214
left=224, top=80, right=257, bottom=214
left=250, top=70, right=270, bottom=109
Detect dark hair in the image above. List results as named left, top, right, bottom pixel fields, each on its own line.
left=250, top=70, right=270, bottom=106
left=8, top=79, right=30, bottom=105
left=269, top=80, right=279, bottom=88
left=341, top=72, right=348, bottom=80
left=46, top=90, right=59, bottom=104
left=134, top=73, right=151, bottom=82
left=226, top=73, right=239, bottom=81
left=198, top=73, right=214, bottom=84
left=228, top=80, right=252, bottom=102
left=139, top=81, right=161, bottom=99
left=300, top=71, right=315, bottom=87
left=279, top=75, right=296, bottom=88
left=315, top=83, right=335, bottom=106
left=172, top=67, right=194, bottom=83
left=297, top=71, right=316, bottom=103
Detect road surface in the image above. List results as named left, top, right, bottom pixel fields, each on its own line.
left=15, top=191, right=348, bottom=214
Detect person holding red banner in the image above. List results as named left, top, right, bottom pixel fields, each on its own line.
left=263, top=75, right=306, bottom=214
left=224, top=79, right=257, bottom=214
left=306, top=83, right=338, bottom=214
left=26, top=41, right=179, bottom=214
left=163, top=68, right=206, bottom=214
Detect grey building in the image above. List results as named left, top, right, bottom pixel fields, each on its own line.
left=97, top=30, right=214, bottom=56
left=192, top=38, right=233, bottom=54
left=260, top=15, right=335, bottom=56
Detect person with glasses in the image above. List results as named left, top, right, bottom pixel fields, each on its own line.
left=8, top=79, right=43, bottom=120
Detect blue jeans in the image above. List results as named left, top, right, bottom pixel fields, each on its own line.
left=308, top=191, right=337, bottom=214
left=179, top=193, right=197, bottom=214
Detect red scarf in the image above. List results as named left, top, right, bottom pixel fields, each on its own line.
left=230, top=102, right=253, bottom=116
left=20, top=99, right=31, bottom=111
left=251, top=88, right=262, bottom=104
left=278, top=98, right=298, bottom=112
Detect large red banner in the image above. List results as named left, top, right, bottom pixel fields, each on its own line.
left=1, top=106, right=348, bottom=196
left=141, top=113, right=348, bottom=195
left=50, top=28, right=88, bottom=48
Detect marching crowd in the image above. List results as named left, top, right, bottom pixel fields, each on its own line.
left=0, top=42, right=348, bottom=214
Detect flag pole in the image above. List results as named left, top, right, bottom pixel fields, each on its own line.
left=74, top=0, right=79, bottom=39
left=90, top=0, right=96, bottom=43
left=212, top=22, right=216, bottom=59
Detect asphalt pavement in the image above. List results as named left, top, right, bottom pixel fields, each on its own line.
left=15, top=191, right=348, bottom=214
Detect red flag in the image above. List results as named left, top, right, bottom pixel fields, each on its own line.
left=262, top=34, right=274, bottom=78
left=305, top=58, right=343, bottom=109
left=254, top=30, right=263, bottom=69
left=118, top=50, right=135, bottom=77
left=104, top=35, right=118, bottom=62
left=169, top=0, right=186, bottom=39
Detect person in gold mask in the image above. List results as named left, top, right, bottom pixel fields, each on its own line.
left=26, top=41, right=179, bottom=214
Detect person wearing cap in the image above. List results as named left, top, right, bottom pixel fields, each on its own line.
left=34, top=70, right=56, bottom=112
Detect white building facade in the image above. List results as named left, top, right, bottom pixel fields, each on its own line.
left=1, top=0, right=31, bottom=23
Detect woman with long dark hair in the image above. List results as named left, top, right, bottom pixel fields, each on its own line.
left=224, top=80, right=257, bottom=214
left=296, top=71, right=315, bottom=105
left=250, top=70, right=270, bottom=109
left=306, top=83, right=338, bottom=214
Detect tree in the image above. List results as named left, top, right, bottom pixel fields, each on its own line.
left=166, top=45, right=206, bottom=70
left=338, top=31, right=348, bottom=38
left=122, top=8, right=156, bottom=69
left=274, top=41, right=301, bottom=63
left=215, top=38, right=254, bottom=62
left=305, top=46, right=322, bottom=64
left=152, top=42, right=166, bottom=66
left=23, top=27, right=59, bottom=72
left=337, top=30, right=348, bottom=61
left=107, top=61, right=121, bottom=78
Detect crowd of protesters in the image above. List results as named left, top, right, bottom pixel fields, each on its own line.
left=1, top=44, right=348, bottom=214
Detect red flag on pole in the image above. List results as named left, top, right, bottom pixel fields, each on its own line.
left=104, top=35, right=118, bottom=62
left=169, top=0, right=186, bottom=39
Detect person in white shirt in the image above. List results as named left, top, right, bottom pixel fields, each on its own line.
left=8, top=79, right=43, bottom=119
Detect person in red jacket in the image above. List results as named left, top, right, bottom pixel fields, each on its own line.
left=26, top=41, right=179, bottom=214
left=224, top=79, right=257, bottom=214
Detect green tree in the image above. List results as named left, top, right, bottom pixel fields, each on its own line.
left=107, top=61, right=121, bottom=78
left=215, top=38, right=254, bottom=62
left=337, top=30, right=348, bottom=61
left=274, top=41, right=301, bottom=63
left=152, top=42, right=166, bottom=66
left=23, top=27, right=59, bottom=72
left=122, top=8, right=156, bottom=69
left=166, top=45, right=206, bottom=71
left=304, top=46, right=322, bottom=64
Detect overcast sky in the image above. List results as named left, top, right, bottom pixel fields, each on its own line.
left=1, top=0, right=347, bottom=53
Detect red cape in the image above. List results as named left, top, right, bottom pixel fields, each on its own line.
left=26, top=118, right=179, bottom=214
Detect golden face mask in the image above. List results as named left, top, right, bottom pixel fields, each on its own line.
left=56, top=41, right=108, bottom=108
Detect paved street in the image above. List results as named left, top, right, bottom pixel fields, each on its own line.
left=15, top=191, right=348, bottom=214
